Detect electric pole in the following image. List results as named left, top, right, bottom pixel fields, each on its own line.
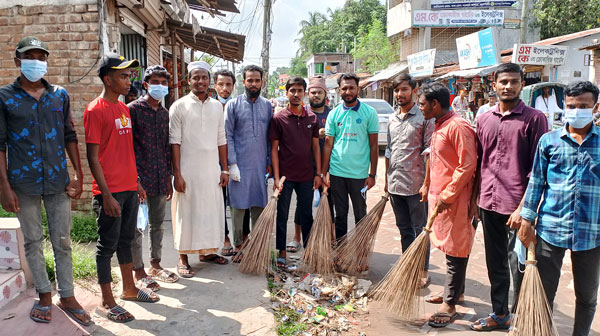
left=261, top=0, right=272, bottom=97
left=519, top=0, right=529, bottom=43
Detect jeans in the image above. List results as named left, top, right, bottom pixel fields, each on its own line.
left=93, top=191, right=138, bottom=284
left=330, top=175, right=367, bottom=240
left=16, top=192, right=74, bottom=298
left=389, top=193, right=429, bottom=270
left=480, top=208, right=523, bottom=316
left=132, top=194, right=166, bottom=270
left=444, top=254, right=469, bottom=305
left=536, top=237, right=600, bottom=336
left=276, top=180, right=313, bottom=251
left=231, top=206, right=263, bottom=247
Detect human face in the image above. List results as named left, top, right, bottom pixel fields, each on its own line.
left=125, top=93, right=137, bottom=104
left=14, top=49, right=48, bottom=66
left=542, top=87, right=550, bottom=96
left=215, top=74, right=234, bottom=99
left=393, top=81, right=416, bottom=107
left=418, top=94, right=439, bottom=120
left=243, top=70, right=263, bottom=96
left=189, top=68, right=210, bottom=96
left=308, top=87, right=326, bottom=108
left=489, top=96, right=497, bottom=105
left=339, top=79, right=358, bottom=105
left=565, top=92, right=598, bottom=111
left=493, top=72, right=523, bottom=103
left=105, top=68, right=132, bottom=96
left=286, top=83, right=305, bottom=107
left=146, top=74, right=169, bottom=87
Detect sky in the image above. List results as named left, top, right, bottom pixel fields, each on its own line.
left=193, top=0, right=349, bottom=71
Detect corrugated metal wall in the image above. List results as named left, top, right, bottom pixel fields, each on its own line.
left=120, top=34, right=147, bottom=68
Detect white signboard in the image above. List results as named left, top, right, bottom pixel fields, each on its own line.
left=511, top=44, right=568, bottom=65
left=431, top=0, right=517, bottom=9
left=413, top=9, right=504, bottom=27
left=408, top=49, right=436, bottom=78
left=456, top=28, right=501, bottom=70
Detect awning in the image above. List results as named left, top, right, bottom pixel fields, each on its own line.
left=436, top=64, right=499, bottom=80
left=185, top=0, right=240, bottom=16
left=167, top=18, right=245, bottom=62
left=364, top=63, right=408, bottom=84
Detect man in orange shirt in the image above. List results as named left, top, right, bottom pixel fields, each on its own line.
left=418, top=82, right=477, bottom=328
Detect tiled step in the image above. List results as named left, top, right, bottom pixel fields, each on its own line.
left=0, top=269, right=26, bottom=310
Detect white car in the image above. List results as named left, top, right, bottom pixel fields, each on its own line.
left=360, top=98, right=395, bottom=148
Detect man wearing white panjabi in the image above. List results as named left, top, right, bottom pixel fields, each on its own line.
left=169, top=61, right=230, bottom=278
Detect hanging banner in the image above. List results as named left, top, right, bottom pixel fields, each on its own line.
left=511, top=44, right=568, bottom=65
left=413, top=9, right=504, bottom=27
left=431, top=0, right=517, bottom=9
left=456, top=28, right=501, bottom=70
left=407, top=49, right=436, bottom=78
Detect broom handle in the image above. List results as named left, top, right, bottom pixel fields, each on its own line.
left=273, top=176, right=286, bottom=198
left=424, top=204, right=440, bottom=232
left=527, top=242, right=536, bottom=262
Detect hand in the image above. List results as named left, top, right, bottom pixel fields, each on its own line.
left=313, top=176, right=322, bottom=190
left=273, top=177, right=281, bottom=192
left=137, top=182, right=146, bottom=203
left=266, top=165, right=273, bottom=178
left=174, top=174, right=186, bottom=193
left=322, top=174, right=330, bottom=188
left=419, top=184, right=429, bottom=203
left=364, top=176, right=375, bottom=190
left=435, top=198, right=451, bottom=213
left=384, top=177, right=388, bottom=193
left=219, top=173, right=229, bottom=187
left=229, top=164, right=241, bottom=182
left=518, top=219, right=537, bottom=248
left=319, top=128, right=326, bottom=139
left=166, top=178, right=173, bottom=201
left=0, top=185, right=20, bottom=213
left=66, top=176, right=83, bottom=199
left=506, top=206, right=522, bottom=230
left=103, top=194, right=121, bottom=217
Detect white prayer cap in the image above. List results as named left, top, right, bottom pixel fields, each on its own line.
left=187, top=61, right=211, bottom=75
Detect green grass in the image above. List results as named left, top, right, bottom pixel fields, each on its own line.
left=274, top=306, right=307, bottom=336
left=43, top=241, right=97, bottom=282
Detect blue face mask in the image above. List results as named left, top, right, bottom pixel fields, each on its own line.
left=565, top=108, right=594, bottom=129
left=148, top=84, right=169, bottom=100
left=218, top=94, right=232, bottom=104
left=20, top=59, right=47, bottom=82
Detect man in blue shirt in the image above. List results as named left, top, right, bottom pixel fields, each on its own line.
left=519, top=80, right=600, bottom=336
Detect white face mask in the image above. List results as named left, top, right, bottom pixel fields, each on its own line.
left=565, top=107, right=594, bottom=129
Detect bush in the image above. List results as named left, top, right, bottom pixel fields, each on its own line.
left=43, top=241, right=97, bottom=282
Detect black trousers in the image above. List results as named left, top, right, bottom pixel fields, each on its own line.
left=330, top=175, right=367, bottom=240
left=480, top=208, right=523, bottom=316
left=93, top=191, right=138, bottom=284
left=444, top=254, right=469, bottom=305
left=275, top=180, right=313, bottom=251
left=389, top=193, right=430, bottom=270
left=295, top=185, right=334, bottom=224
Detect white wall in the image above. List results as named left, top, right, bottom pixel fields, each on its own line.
left=0, top=0, right=95, bottom=8
left=543, top=34, right=600, bottom=84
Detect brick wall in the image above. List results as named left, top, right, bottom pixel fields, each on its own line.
left=0, top=4, right=104, bottom=211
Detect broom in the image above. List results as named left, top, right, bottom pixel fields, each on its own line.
left=369, top=205, right=439, bottom=319
left=238, top=177, right=286, bottom=275
left=508, top=242, right=558, bottom=336
left=333, top=192, right=390, bottom=274
left=302, top=180, right=335, bottom=275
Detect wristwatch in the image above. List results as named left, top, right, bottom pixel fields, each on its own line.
left=316, top=173, right=323, bottom=178
left=221, top=170, right=230, bottom=175
left=368, top=174, right=376, bottom=178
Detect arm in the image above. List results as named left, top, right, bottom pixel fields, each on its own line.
left=364, top=133, right=378, bottom=190
left=86, top=144, right=121, bottom=217
left=218, top=144, right=229, bottom=187
left=384, top=119, right=392, bottom=193
left=169, top=104, right=185, bottom=193
left=171, top=144, right=185, bottom=193
left=224, top=101, right=238, bottom=166
left=312, top=137, right=322, bottom=190
left=271, top=139, right=280, bottom=191
left=0, top=152, right=19, bottom=212
left=62, top=91, right=83, bottom=199
left=321, top=136, right=334, bottom=187
left=265, top=104, right=274, bottom=177
left=419, top=157, right=430, bottom=202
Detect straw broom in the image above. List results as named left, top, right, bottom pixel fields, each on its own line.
left=302, top=182, right=335, bottom=275
left=508, top=242, right=558, bottom=336
left=333, top=192, right=390, bottom=275
left=369, top=205, right=439, bottom=319
left=238, top=177, right=286, bottom=275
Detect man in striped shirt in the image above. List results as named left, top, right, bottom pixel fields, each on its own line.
left=519, top=80, right=600, bottom=336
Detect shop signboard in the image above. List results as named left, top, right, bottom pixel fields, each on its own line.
left=431, top=0, right=516, bottom=9
left=407, top=49, right=436, bottom=78
left=413, top=9, right=504, bottom=27
left=511, top=44, right=568, bottom=66
left=456, top=28, right=501, bottom=70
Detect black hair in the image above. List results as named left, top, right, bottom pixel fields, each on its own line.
left=337, top=73, right=360, bottom=86
left=214, top=70, right=236, bottom=85
left=127, top=86, right=138, bottom=95
left=392, top=73, right=417, bottom=90
left=494, top=62, right=523, bottom=81
left=285, top=76, right=307, bottom=91
left=565, top=80, right=599, bottom=103
left=144, top=65, right=171, bottom=83
left=418, top=82, right=450, bottom=109
left=242, top=65, right=264, bottom=80
left=100, top=68, right=115, bottom=85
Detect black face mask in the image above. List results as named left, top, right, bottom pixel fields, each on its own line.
left=309, top=99, right=326, bottom=109
left=245, top=87, right=261, bottom=99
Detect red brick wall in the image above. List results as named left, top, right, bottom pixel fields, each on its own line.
left=0, top=4, right=104, bottom=211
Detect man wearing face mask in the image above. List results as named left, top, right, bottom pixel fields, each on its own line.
left=128, top=65, right=178, bottom=290
left=519, top=81, right=600, bottom=336
left=0, top=36, right=91, bottom=326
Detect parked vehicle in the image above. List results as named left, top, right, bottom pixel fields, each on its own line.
left=520, top=82, right=567, bottom=130
left=360, top=98, right=395, bottom=148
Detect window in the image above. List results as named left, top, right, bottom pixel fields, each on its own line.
left=315, top=63, right=324, bottom=74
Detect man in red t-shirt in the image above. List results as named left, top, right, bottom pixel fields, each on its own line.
left=84, top=53, right=158, bottom=323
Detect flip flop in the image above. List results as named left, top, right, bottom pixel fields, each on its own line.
left=199, top=254, right=229, bottom=265
left=136, top=276, right=160, bottom=292
left=120, top=287, right=160, bottom=303
left=276, top=257, right=287, bottom=269
left=30, top=301, right=51, bottom=323
left=286, top=241, right=300, bottom=253
left=177, top=264, right=195, bottom=278
left=151, top=269, right=179, bottom=283
left=221, top=246, right=235, bottom=256
left=428, top=312, right=458, bottom=328
left=57, top=303, right=92, bottom=327
left=105, top=305, right=134, bottom=323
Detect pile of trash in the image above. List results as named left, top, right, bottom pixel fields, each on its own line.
left=269, top=259, right=372, bottom=336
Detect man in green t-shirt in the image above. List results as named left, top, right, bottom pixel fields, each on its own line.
left=322, top=73, right=379, bottom=241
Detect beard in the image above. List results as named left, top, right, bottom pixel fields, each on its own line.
left=342, top=95, right=358, bottom=105
left=245, top=87, right=261, bottom=99
left=309, top=98, right=326, bottom=109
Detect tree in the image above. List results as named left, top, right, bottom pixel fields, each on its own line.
left=352, top=18, right=395, bottom=74
left=531, top=0, right=600, bottom=39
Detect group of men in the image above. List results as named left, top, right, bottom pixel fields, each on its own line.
left=0, top=35, right=598, bottom=334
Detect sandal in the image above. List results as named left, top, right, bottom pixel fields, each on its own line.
left=425, top=292, right=465, bottom=304
left=199, top=254, right=229, bottom=265
left=221, top=246, right=235, bottom=256
left=428, top=311, right=458, bottom=328
left=30, top=301, right=51, bottom=323
left=57, top=302, right=92, bottom=327
left=151, top=269, right=179, bottom=283
left=177, top=264, right=195, bottom=278
left=120, top=287, right=160, bottom=303
left=136, top=276, right=160, bottom=292
left=276, top=257, right=287, bottom=269
left=106, top=305, right=134, bottom=323
left=470, top=313, right=511, bottom=331
left=286, top=241, right=300, bottom=253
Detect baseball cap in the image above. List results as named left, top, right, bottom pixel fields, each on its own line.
left=98, top=53, right=140, bottom=78
left=16, top=36, right=49, bottom=54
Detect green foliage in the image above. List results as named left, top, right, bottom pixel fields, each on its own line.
left=352, top=18, right=395, bottom=74
left=289, top=55, right=308, bottom=77
left=532, top=0, right=600, bottom=40
left=44, top=241, right=97, bottom=282
left=0, top=206, right=16, bottom=218
left=274, top=307, right=307, bottom=336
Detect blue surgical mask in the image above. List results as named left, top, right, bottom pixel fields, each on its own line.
left=514, top=237, right=526, bottom=267
left=20, top=59, right=47, bottom=82
left=218, top=94, right=232, bottom=104
left=565, top=108, right=594, bottom=129
left=148, top=84, right=168, bottom=100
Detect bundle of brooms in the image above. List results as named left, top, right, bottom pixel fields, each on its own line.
left=333, top=192, right=390, bottom=274
left=238, top=177, right=286, bottom=275
left=302, top=183, right=335, bottom=275
left=369, top=205, right=439, bottom=319
left=508, top=242, right=558, bottom=336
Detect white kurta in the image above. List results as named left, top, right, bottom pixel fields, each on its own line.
left=169, top=93, right=226, bottom=253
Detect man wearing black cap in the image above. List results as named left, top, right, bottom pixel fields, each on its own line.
left=0, top=36, right=91, bottom=325
left=84, top=53, right=159, bottom=323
